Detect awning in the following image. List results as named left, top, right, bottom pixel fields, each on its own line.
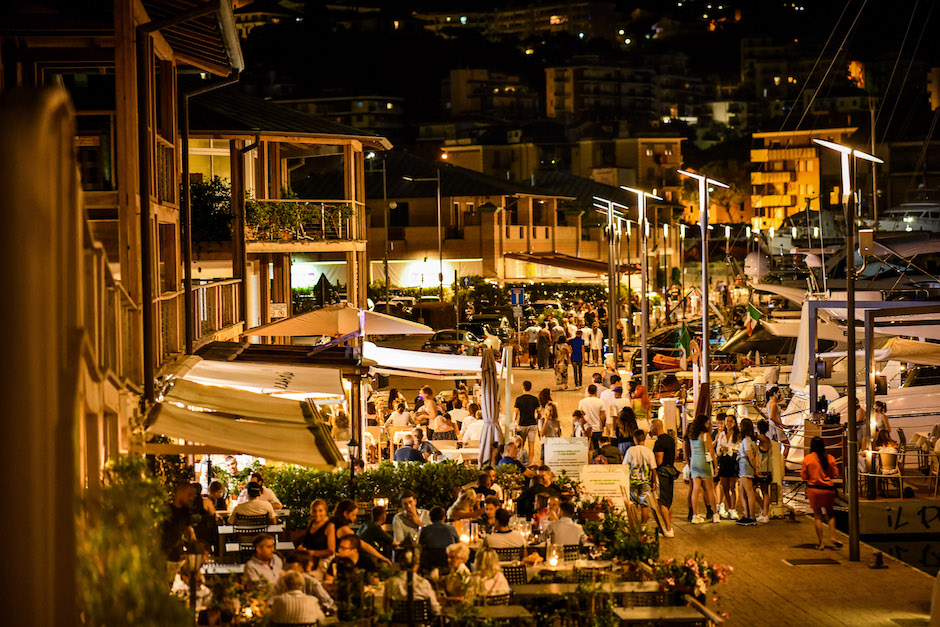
left=175, top=355, right=345, bottom=403
left=243, top=302, right=433, bottom=338
left=146, top=380, right=343, bottom=469
left=819, top=337, right=940, bottom=366
left=503, top=252, right=636, bottom=275
left=362, top=341, right=501, bottom=380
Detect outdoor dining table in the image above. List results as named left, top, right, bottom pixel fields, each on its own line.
left=612, top=605, right=708, bottom=624
left=526, top=559, right=616, bottom=580
left=443, top=605, right=533, bottom=621
left=201, top=562, right=244, bottom=575
left=510, top=581, right=661, bottom=597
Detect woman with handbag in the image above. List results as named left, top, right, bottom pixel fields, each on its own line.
left=735, top=418, right=763, bottom=526
left=684, top=414, right=720, bottom=524
left=715, top=413, right=741, bottom=520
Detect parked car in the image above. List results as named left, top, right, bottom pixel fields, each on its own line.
left=421, top=329, right=486, bottom=355
left=457, top=322, right=501, bottom=351
left=532, top=299, right=564, bottom=313
left=419, top=295, right=441, bottom=302
left=373, top=301, right=413, bottom=318
left=469, top=313, right=515, bottom=339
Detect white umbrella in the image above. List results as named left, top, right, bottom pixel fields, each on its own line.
left=478, top=347, right=502, bottom=468
left=242, top=302, right=433, bottom=338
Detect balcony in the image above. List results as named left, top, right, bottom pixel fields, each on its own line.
left=193, top=279, right=241, bottom=343
left=245, top=199, right=363, bottom=251
left=751, top=147, right=816, bottom=162
left=750, top=171, right=796, bottom=184
left=752, top=194, right=797, bottom=208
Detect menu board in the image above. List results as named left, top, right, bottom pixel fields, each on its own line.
left=579, top=465, right=631, bottom=507
left=543, top=437, right=590, bottom=480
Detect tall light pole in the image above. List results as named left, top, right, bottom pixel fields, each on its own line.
left=680, top=223, right=686, bottom=319
left=812, top=137, right=883, bottom=563
left=403, top=170, right=444, bottom=300
left=621, top=186, right=662, bottom=389
left=677, top=170, right=728, bottom=387
left=593, top=196, right=628, bottom=367
left=367, top=152, right=391, bottom=313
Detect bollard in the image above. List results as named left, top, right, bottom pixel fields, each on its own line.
left=785, top=508, right=799, bottom=523
left=869, top=551, right=888, bottom=569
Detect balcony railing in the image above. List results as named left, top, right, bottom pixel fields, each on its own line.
left=193, top=279, right=241, bottom=341
left=246, top=199, right=357, bottom=241
left=156, top=291, right=181, bottom=360
left=751, top=171, right=796, bottom=185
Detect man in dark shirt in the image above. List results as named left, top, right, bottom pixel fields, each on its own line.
left=513, top=380, right=541, bottom=463
left=517, top=465, right=561, bottom=518
left=335, top=535, right=379, bottom=583
left=412, top=428, right=441, bottom=461
left=497, top=441, right=528, bottom=472
left=418, top=506, right=460, bottom=570
left=594, top=436, right=622, bottom=465
left=651, top=418, right=678, bottom=538
left=394, top=435, right=425, bottom=463
left=357, top=505, right=395, bottom=557
left=568, top=330, right=585, bottom=387
left=475, top=472, right=497, bottom=498
left=162, top=482, right=196, bottom=581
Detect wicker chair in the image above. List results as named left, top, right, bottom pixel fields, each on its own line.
left=491, top=546, right=524, bottom=562
left=502, top=563, right=527, bottom=586
left=390, top=599, right=431, bottom=626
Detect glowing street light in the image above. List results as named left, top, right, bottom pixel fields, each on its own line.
left=812, top=137, right=883, bottom=564
left=620, top=186, right=662, bottom=388
left=677, top=170, right=728, bottom=386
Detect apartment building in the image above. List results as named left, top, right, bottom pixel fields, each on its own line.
left=444, top=69, right=539, bottom=118
left=750, top=127, right=857, bottom=230
left=570, top=136, right=685, bottom=205
left=546, top=65, right=655, bottom=122
left=415, top=2, right=617, bottom=41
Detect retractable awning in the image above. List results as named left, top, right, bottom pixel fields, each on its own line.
left=242, top=302, right=433, bottom=338
left=503, top=252, right=636, bottom=275
left=362, top=341, right=502, bottom=380
left=175, top=355, right=345, bottom=403
left=146, top=380, right=343, bottom=469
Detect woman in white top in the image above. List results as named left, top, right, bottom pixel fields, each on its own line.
left=714, top=413, right=741, bottom=520
left=873, top=401, right=891, bottom=441
left=589, top=322, right=604, bottom=366
left=389, top=402, right=412, bottom=427
left=467, top=549, right=511, bottom=600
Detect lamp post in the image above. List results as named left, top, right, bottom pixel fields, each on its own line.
left=680, top=224, right=687, bottom=319
left=403, top=170, right=444, bottom=301
left=593, top=196, right=629, bottom=367
left=367, top=152, right=391, bottom=313
left=677, top=170, right=729, bottom=387
left=621, top=187, right=662, bottom=389
left=812, top=137, right=883, bottom=563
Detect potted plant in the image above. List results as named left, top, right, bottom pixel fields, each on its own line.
left=583, top=502, right=659, bottom=564
left=577, top=496, right=612, bottom=523
left=650, top=552, right=732, bottom=603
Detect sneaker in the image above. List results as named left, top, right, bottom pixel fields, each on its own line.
left=663, top=528, right=675, bottom=538
left=735, top=517, right=753, bottom=526
left=712, top=514, right=721, bottom=524
left=717, top=502, right=727, bottom=517
left=691, top=515, right=705, bottom=524
left=719, top=509, right=731, bottom=520
left=729, top=509, right=741, bottom=521
left=756, top=515, right=770, bottom=523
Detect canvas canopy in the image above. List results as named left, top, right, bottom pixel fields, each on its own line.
left=146, top=379, right=343, bottom=469
left=818, top=337, right=940, bottom=367
left=242, top=302, right=433, bottom=338
left=362, top=341, right=502, bottom=380
left=175, top=355, right=345, bottom=403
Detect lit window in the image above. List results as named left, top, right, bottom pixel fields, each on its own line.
left=393, top=20, right=400, bottom=29
left=646, top=148, right=653, bottom=156
left=386, top=102, right=393, bottom=110
left=460, top=16, right=467, bottom=24
left=773, top=76, right=781, bottom=86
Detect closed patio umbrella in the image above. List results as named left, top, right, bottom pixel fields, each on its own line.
left=478, top=347, right=502, bottom=468
left=242, top=302, right=433, bottom=338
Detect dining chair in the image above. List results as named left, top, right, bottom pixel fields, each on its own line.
left=502, top=563, right=527, bottom=586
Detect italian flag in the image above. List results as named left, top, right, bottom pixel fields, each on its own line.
left=746, top=303, right=762, bottom=336
left=677, top=323, right=691, bottom=369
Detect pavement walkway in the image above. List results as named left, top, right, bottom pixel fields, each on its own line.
left=508, top=361, right=936, bottom=627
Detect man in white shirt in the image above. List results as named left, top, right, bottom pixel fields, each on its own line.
left=268, top=571, right=326, bottom=625
left=448, top=399, right=470, bottom=426
left=236, top=472, right=282, bottom=509
left=607, top=383, right=631, bottom=434
left=524, top=321, right=541, bottom=369
left=577, top=384, right=607, bottom=448
left=462, top=414, right=484, bottom=445
left=542, top=501, right=587, bottom=546
left=483, top=508, right=526, bottom=549
left=229, top=482, right=277, bottom=525
left=392, top=490, right=431, bottom=543
left=622, top=429, right=658, bottom=523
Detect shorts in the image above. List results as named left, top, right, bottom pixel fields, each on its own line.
left=656, top=468, right=676, bottom=507
left=517, top=425, right=539, bottom=442
left=630, top=482, right=652, bottom=507
left=528, top=343, right=538, bottom=356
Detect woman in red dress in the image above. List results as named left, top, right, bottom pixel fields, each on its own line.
left=800, top=436, right=843, bottom=550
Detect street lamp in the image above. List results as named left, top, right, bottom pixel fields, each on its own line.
left=593, top=196, right=629, bottom=367
left=812, top=137, right=883, bottom=563
left=403, top=170, right=444, bottom=301
left=620, top=186, right=662, bottom=389
left=367, top=152, right=390, bottom=313
left=677, top=170, right=729, bottom=388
